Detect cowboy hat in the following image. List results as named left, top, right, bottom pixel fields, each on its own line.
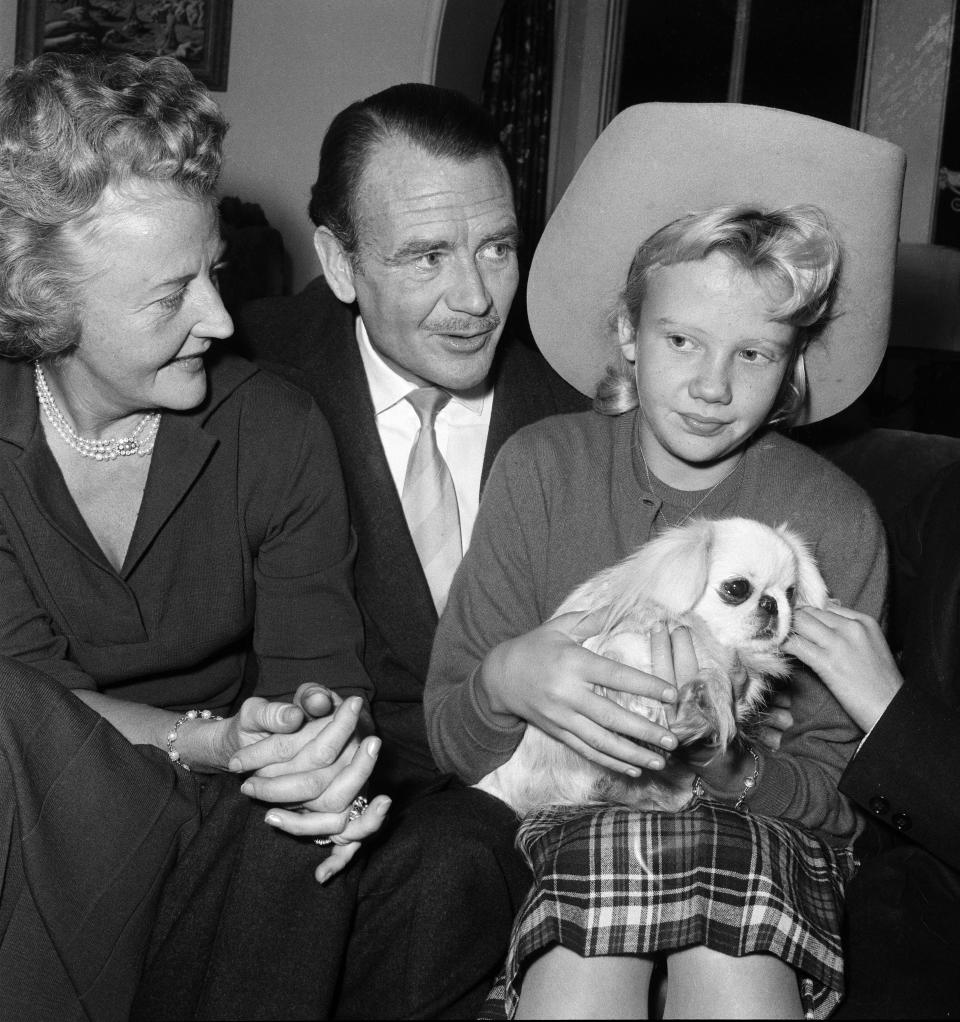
left=528, top=103, right=906, bottom=424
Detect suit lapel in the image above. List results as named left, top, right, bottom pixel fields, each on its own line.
left=10, top=426, right=114, bottom=574
left=0, top=354, right=256, bottom=580
left=121, top=354, right=255, bottom=576
left=2, top=360, right=117, bottom=573
left=483, top=334, right=588, bottom=486
left=485, top=352, right=529, bottom=484
left=121, top=413, right=218, bottom=576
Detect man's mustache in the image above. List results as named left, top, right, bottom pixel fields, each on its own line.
left=425, top=315, right=501, bottom=334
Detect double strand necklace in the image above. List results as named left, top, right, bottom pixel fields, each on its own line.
left=637, top=441, right=744, bottom=529
left=34, top=361, right=161, bottom=462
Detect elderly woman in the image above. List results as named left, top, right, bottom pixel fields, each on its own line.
left=0, top=53, right=387, bottom=1019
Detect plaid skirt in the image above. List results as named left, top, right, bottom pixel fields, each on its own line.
left=480, top=801, right=857, bottom=1020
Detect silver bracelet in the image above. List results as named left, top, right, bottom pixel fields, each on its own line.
left=690, top=744, right=760, bottom=810
left=734, top=744, right=761, bottom=811
left=166, top=708, right=223, bottom=772
left=691, top=773, right=705, bottom=803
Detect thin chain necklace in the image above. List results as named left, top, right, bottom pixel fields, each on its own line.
left=637, top=441, right=744, bottom=529
left=34, top=361, right=161, bottom=462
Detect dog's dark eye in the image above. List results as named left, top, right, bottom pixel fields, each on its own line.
left=786, top=585, right=797, bottom=606
left=719, top=578, right=753, bottom=605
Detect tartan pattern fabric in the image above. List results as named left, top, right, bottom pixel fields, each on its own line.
left=481, top=801, right=856, bottom=1020
left=402, top=387, right=462, bottom=615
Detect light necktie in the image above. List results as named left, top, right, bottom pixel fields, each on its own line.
left=402, top=387, right=463, bottom=615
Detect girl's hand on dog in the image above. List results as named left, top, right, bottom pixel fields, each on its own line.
left=655, top=628, right=757, bottom=798
left=479, top=609, right=680, bottom=777
left=785, top=604, right=903, bottom=732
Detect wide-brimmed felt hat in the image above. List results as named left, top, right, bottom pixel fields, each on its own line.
left=528, top=103, right=906, bottom=424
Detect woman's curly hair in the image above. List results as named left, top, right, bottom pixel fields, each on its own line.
left=0, top=52, right=227, bottom=359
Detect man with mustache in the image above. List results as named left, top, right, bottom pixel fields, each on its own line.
left=236, top=83, right=588, bottom=1017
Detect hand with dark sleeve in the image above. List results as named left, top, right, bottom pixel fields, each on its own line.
left=785, top=459, right=960, bottom=871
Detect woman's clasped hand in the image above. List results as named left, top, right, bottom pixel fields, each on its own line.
left=227, top=685, right=391, bottom=879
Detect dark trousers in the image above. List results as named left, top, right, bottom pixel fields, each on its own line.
left=0, top=657, right=355, bottom=1021
left=139, top=772, right=531, bottom=1020
left=0, top=657, right=197, bottom=1022
left=835, top=843, right=960, bottom=1019
left=0, top=658, right=530, bottom=1020
left=335, top=777, right=532, bottom=1020
left=132, top=771, right=358, bottom=1020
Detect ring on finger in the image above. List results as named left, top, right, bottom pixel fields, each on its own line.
left=314, top=795, right=369, bottom=846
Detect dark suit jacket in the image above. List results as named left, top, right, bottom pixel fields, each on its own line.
left=834, top=460, right=960, bottom=1017
left=840, top=459, right=960, bottom=870
left=235, top=276, right=591, bottom=797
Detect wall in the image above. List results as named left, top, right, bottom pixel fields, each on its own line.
left=215, top=1, right=444, bottom=292
left=9, top=1, right=949, bottom=260
left=0, top=0, right=500, bottom=292
left=0, top=1, right=14, bottom=70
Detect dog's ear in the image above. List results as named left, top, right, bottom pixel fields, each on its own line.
left=776, top=523, right=830, bottom=609
left=605, top=518, right=715, bottom=622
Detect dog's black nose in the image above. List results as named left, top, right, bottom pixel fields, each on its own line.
left=758, top=594, right=778, bottom=620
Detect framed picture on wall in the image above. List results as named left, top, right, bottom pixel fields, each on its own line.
left=14, top=1, right=233, bottom=91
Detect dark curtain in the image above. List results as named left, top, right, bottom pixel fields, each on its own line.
left=482, top=0, right=556, bottom=269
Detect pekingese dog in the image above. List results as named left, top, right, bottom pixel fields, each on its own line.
left=476, top=516, right=830, bottom=816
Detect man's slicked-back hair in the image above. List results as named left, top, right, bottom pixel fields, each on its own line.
left=308, top=83, right=511, bottom=254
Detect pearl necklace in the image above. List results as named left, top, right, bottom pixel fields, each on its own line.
left=637, top=441, right=744, bottom=529
left=34, top=361, right=161, bottom=462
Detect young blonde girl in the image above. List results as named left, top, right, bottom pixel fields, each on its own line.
left=424, top=104, right=905, bottom=1019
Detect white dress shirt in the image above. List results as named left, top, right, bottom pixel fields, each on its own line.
left=355, top=317, right=493, bottom=552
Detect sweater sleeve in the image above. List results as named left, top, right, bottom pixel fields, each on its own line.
left=710, top=483, right=889, bottom=844
left=425, top=435, right=548, bottom=780
left=249, top=399, right=371, bottom=705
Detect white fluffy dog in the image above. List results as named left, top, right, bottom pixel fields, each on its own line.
left=476, top=516, right=830, bottom=816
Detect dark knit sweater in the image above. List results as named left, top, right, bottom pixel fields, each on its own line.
left=425, top=409, right=888, bottom=843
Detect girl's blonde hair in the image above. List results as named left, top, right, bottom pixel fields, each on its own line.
left=595, top=204, right=841, bottom=427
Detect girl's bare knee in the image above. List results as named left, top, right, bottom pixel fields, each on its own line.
left=663, top=947, right=803, bottom=1020
left=516, top=945, right=656, bottom=1020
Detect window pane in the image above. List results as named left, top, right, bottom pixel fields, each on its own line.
left=934, top=8, right=960, bottom=246
left=617, top=0, right=738, bottom=110
left=743, top=0, right=868, bottom=126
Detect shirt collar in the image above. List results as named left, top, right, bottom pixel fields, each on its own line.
left=355, top=316, right=490, bottom=418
